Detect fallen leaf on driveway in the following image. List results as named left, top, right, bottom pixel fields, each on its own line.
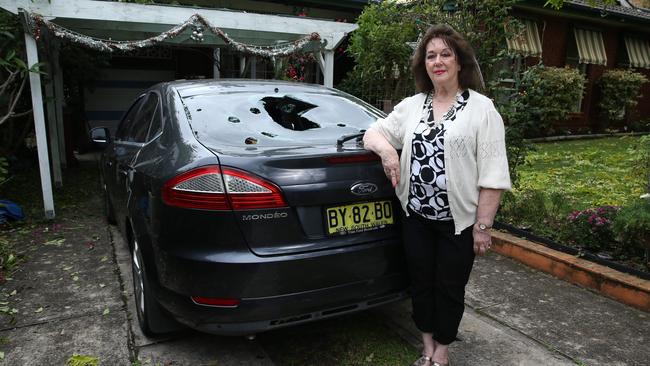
left=34, top=307, right=43, bottom=313
left=44, top=238, right=65, bottom=246
left=66, top=354, right=99, bottom=366
left=102, top=308, right=110, bottom=316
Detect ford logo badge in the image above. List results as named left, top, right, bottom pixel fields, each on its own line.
left=350, top=182, right=378, bottom=196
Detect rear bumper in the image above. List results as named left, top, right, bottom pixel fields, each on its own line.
left=163, top=277, right=408, bottom=335
left=153, top=239, right=409, bottom=334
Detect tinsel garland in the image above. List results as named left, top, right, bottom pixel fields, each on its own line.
left=27, top=12, right=322, bottom=58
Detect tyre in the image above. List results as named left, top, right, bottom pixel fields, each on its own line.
left=131, top=234, right=183, bottom=336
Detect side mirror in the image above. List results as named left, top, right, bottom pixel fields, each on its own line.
left=90, top=127, right=111, bottom=147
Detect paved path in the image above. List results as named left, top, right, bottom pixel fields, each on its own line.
left=378, top=253, right=650, bottom=366
left=0, top=197, right=131, bottom=365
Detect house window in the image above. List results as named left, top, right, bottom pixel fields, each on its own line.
left=565, top=28, right=607, bottom=112
left=623, top=36, right=650, bottom=69
left=505, top=19, right=542, bottom=58
left=498, top=19, right=543, bottom=106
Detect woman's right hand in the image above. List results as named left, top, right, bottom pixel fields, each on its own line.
left=363, top=129, right=401, bottom=188
left=379, top=149, right=400, bottom=188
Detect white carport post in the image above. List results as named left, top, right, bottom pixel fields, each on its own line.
left=323, top=50, right=334, bottom=88
left=315, top=49, right=335, bottom=88
left=316, top=32, right=346, bottom=88
left=24, top=31, right=55, bottom=219
left=213, top=48, right=220, bottom=79
left=44, top=69, right=63, bottom=187
left=53, top=42, right=66, bottom=168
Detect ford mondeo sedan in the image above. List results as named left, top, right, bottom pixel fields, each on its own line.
left=93, top=80, right=408, bottom=336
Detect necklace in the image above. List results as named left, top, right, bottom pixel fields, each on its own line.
left=424, top=90, right=460, bottom=134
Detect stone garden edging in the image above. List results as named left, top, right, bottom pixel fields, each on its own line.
left=491, top=231, right=650, bottom=312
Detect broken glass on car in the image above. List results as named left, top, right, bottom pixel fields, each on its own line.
left=181, top=90, right=383, bottom=148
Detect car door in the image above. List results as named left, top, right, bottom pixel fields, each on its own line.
left=107, top=94, right=152, bottom=226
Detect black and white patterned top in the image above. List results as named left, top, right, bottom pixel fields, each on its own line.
left=407, top=90, right=470, bottom=221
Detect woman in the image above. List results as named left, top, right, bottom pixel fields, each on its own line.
left=363, top=24, right=511, bottom=366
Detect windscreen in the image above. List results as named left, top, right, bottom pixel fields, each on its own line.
left=181, top=90, right=384, bottom=147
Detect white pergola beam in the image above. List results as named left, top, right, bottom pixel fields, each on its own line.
left=24, top=31, right=55, bottom=219
left=2, top=0, right=357, bottom=50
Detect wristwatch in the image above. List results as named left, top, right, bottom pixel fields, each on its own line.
left=476, top=222, right=491, bottom=231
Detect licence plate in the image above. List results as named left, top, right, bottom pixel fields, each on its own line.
left=326, top=200, right=394, bottom=235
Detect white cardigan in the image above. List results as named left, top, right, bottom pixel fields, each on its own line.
left=368, top=89, right=511, bottom=234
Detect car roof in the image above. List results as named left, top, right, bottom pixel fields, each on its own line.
left=165, top=79, right=342, bottom=99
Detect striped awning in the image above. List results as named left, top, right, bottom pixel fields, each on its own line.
left=624, top=36, right=650, bottom=69
left=506, top=19, right=542, bottom=57
left=573, top=28, right=607, bottom=65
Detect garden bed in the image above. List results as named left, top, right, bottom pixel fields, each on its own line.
left=495, top=221, right=650, bottom=281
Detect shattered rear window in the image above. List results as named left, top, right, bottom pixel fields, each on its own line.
left=181, top=90, right=383, bottom=147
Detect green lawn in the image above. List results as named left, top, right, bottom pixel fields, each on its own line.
left=516, top=135, right=647, bottom=209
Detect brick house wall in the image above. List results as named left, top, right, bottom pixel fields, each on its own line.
left=513, top=5, right=650, bottom=133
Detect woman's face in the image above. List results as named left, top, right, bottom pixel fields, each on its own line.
left=425, top=37, right=460, bottom=89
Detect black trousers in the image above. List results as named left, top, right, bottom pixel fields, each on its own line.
left=402, top=209, right=475, bottom=345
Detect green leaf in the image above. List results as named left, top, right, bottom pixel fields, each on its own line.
left=66, top=354, right=99, bottom=366
left=13, top=57, right=26, bottom=70
left=44, top=238, right=65, bottom=246
left=102, top=308, right=110, bottom=316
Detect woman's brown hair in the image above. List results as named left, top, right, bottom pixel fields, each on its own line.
left=411, top=24, right=483, bottom=93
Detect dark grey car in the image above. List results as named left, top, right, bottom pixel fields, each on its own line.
left=93, top=79, right=408, bottom=336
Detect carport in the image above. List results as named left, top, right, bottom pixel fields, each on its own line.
left=0, top=0, right=357, bottom=219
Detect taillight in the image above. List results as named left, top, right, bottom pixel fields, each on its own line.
left=162, top=166, right=228, bottom=210
left=325, top=153, right=380, bottom=165
left=162, top=166, right=287, bottom=210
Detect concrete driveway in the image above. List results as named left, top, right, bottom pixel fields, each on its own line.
left=110, top=225, right=275, bottom=366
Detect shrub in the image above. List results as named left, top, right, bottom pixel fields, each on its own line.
left=629, top=118, right=650, bottom=133
left=497, top=189, right=572, bottom=239
left=561, top=206, right=619, bottom=251
left=630, top=135, right=650, bottom=194
left=612, top=198, right=650, bottom=254
left=517, top=65, right=586, bottom=137
left=598, top=69, right=648, bottom=124
left=0, top=156, right=7, bottom=186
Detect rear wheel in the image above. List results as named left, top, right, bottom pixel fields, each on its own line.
left=131, top=234, right=182, bottom=336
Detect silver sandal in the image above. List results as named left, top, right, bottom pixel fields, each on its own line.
left=411, top=355, right=433, bottom=366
